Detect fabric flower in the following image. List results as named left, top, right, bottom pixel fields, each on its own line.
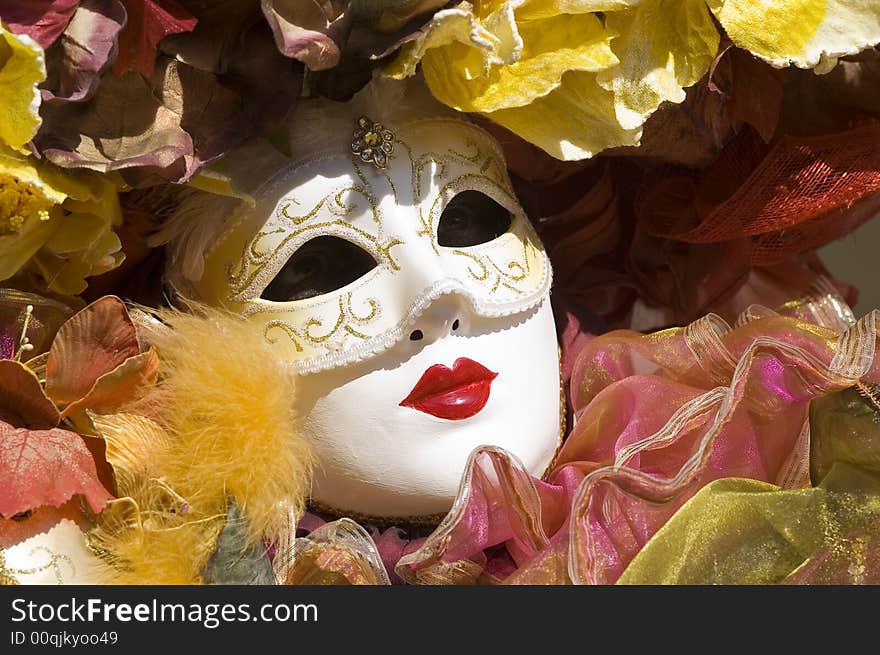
left=385, top=0, right=717, bottom=159
left=0, top=148, right=123, bottom=294
left=261, top=0, right=449, bottom=72
left=387, top=0, right=880, bottom=160
left=0, top=22, right=46, bottom=153
left=0, top=0, right=81, bottom=49
left=707, top=0, right=880, bottom=72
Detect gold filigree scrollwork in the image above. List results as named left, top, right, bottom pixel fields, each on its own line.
left=264, top=292, right=381, bottom=353
left=453, top=237, right=537, bottom=295
left=226, top=183, right=404, bottom=295
left=0, top=552, right=17, bottom=585
left=0, top=546, right=74, bottom=584
left=446, top=137, right=509, bottom=188
left=424, top=171, right=519, bottom=255
left=351, top=156, right=398, bottom=207
left=398, top=136, right=507, bottom=251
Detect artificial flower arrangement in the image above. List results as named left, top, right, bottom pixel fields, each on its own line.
left=1, top=0, right=880, bottom=585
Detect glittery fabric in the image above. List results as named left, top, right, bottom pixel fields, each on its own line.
left=394, top=289, right=880, bottom=584
left=618, top=386, right=880, bottom=584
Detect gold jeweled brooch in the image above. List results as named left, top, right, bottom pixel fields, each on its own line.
left=351, top=116, right=394, bottom=169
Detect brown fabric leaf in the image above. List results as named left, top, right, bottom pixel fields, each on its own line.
left=61, top=347, right=159, bottom=417
left=113, top=0, right=198, bottom=77
left=603, top=47, right=783, bottom=167
left=710, top=46, right=784, bottom=143
left=160, top=0, right=263, bottom=73
left=261, top=0, right=444, bottom=73
left=0, top=360, right=60, bottom=429
left=262, top=0, right=350, bottom=71
left=36, top=67, right=195, bottom=174
left=45, top=296, right=140, bottom=407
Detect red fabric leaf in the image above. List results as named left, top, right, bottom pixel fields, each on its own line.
left=0, top=0, right=81, bottom=49
left=0, top=420, right=113, bottom=517
left=113, top=0, right=198, bottom=77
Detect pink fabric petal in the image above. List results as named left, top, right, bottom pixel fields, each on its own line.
left=42, top=0, right=126, bottom=104
left=0, top=0, right=80, bottom=49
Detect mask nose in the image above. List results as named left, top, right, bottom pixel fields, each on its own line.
left=407, top=295, right=467, bottom=343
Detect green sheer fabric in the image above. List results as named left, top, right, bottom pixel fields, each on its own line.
left=618, top=388, right=880, bottom=584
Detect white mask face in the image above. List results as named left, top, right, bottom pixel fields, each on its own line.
left=176, top=117, right=562, bottom=518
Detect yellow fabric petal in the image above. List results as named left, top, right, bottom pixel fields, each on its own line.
left=0, top=24, right=46, bottom=153
left=486, top=70, right=641, bottom=159
left=43, top=212, right=108, bottom=254
left=597, top=0, right=720, bottom=130
left=708, top=0, right=880, bottom=70
left=385, top=7, right=501, bottom=80
left=32, top=229, right=124, bottom=295
left=0, top=148, right=67, bottom=205
left=423, top=13, right=617, bottom=112
left=37, top=176, right=123, bottom=294
left=60, top=173, right=123, bottom=227
left=0, top=206, right=59, bottom=280
left=386, top=0, right=719, bottom=160
left=517, top=0, right=640, bottom=20
left=0, top=148, right=123, bottom=290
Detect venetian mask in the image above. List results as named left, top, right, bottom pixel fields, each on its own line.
left=165, top=81, right=562, bottom=519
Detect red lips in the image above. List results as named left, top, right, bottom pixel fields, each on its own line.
left=400, top=357, right=498, bottom=420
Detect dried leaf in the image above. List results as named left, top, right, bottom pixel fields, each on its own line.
left=160, top=0, right=262, bottom=73
left=113, top=0, right=198, bottom=77
left=0, top=0, right=80, bottom=50
left=36, top=59, right=260, bottom=182
left=261, top=0, right=349, bottom=71
left=222, top=22, right=304, bottom=132
left=202, top=498, right=276, bottom=585
left=36, top=67, right=194, bottom=176
left=62, top=347, right=159, bottom=417
left=42, top=0, right=127, bottom=104
left=0, top=360, right=60, bottom=429
left=710, top=46, right=783, bottom=143
left=262, top=0, right=445, bottom=73
left=45, top=296, right=140, bottom=408
left=0, top=501, right=86, bottom=551
left=0, top=419, right=113, bottom=517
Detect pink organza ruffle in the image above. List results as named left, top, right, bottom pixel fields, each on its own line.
left=394, top=286, right=880, bottom=584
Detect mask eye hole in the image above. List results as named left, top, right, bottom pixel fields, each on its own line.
left=260, top=236, right=378, bottom=302
left=437, top=190, right=512, bottom=248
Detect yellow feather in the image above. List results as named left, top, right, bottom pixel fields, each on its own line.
left=89, top=306, right=313, bottom=584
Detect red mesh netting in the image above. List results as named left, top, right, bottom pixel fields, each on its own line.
left=638, top=121, right=880, bottom=265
